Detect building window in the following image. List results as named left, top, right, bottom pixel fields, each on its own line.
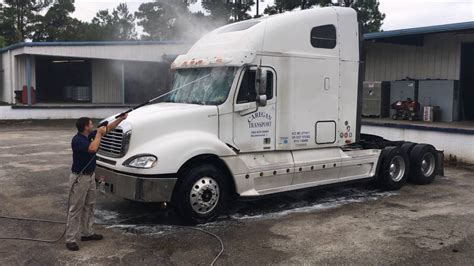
left=237, top=70, right=274, bottom=104
left=310, top=25, right=337, bottom=49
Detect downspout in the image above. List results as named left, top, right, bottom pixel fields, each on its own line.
left=9, top=50, right=13, bottom=104
left=26, top=55, right=31, bottom=106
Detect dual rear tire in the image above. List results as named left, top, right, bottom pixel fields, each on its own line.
left=377, top=143, right=438, bottom=190
left=377, top=146, right=409, bottom=190
left=408, top=144, right=438, bottom=184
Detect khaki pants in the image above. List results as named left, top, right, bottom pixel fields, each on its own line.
left=65, top=173, right=96, bottom=243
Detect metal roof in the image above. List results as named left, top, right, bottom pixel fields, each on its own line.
left=0, top=40, right=191, bottom=53
left=364, top=21, right=474, bottom=40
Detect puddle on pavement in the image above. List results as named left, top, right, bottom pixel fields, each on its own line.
left=94, top=182, right=397, bottom=235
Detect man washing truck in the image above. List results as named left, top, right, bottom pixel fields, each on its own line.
left=95, top=7, right=442, bottom=224
left=66, top=115, right=127, bottom=251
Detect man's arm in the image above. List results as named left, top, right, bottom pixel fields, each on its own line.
left=106, top=114, right=128, bottom=133
left=88, top=127, right=106, bottom=153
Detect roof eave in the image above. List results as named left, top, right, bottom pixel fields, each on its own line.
left=0, top=40, right=192, bottom=54
left=363, top=21, right=474, bottom=41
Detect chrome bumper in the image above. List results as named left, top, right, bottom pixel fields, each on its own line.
left=95, top=166, right=177, bottom=202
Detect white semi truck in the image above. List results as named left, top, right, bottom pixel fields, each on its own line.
left=96, top=7, right=442, bottom=224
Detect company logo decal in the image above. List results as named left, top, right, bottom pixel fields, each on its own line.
left=247, top=111, right=272, bottom=138
left=247, top=111, right=272, bottom=128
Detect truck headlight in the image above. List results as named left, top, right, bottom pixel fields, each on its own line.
left=123, top=154, right=157, bottom=168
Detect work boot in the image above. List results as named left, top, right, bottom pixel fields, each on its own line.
left=81, top=234, right=104, bottom=241
left=66, top=242, right=80, bottom=251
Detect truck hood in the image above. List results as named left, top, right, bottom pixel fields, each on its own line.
left=109, top=102, right=219, bottom=155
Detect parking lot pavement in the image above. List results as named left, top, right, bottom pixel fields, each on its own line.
left=0, top=121, right=473, bottom=265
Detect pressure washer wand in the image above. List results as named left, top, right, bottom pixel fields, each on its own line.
left=97, top=73, right=211, bottom=128
left=115, top=73, right=212, bottom=119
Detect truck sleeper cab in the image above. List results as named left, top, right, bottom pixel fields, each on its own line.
left=95, top=7, right=442, bottom=224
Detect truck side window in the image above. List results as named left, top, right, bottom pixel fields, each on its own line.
left=311, top=25, right=336, bottom=49
left=237, top=70, right=274, bottom=104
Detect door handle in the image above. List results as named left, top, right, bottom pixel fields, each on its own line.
left=324, top=77, right=330, bottom=91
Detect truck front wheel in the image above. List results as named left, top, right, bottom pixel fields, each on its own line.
left=173, top=164, right=228, bottom=224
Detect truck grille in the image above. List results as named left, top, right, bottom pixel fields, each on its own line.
left=98, top=128, right=130, bottom=158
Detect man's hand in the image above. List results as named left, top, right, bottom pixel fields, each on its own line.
left=88, top=127, right=104, bottom=154
left=107, top=113, right=128, bottom=133
left=97, top=126, right=107, bottom=136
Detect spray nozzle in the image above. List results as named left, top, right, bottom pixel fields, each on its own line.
left=98, top=121, right=109, bottom=128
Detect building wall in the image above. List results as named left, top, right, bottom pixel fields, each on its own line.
left=15, top=55, right=36, bottom=94
left=0, top=106, right=125, bottom=119
left=0, top=43, right=191, bottom=104
left=92, top=59, right=122, bottom=104
left=0, top=54, right=4, bottom=102
left=365, top=32, right=474, bottom=81
left=1, top=52, right=12, bottom=103
left=20, top=43, right=190, bottom=63
left=1, top=53, right=38, bottom=104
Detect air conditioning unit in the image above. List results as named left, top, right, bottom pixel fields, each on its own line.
left=418, top=80, right=461, bottom=122
left=362, top=81, right=390, bottom=117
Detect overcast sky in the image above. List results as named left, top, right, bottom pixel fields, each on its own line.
left=56, top=0, right=474, bottom=32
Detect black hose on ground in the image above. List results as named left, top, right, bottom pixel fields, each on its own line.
left=0, top=154, right=225, bottom=266
left=0, top=215, right=225, bottom=266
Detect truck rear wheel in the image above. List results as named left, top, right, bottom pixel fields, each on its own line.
left=377, top=146, right=409, bottom=190
left=173, top=164, right=228, bottom=224
left=400, top=142, right=416, bottom=156
left=409, top=144, right=438, bottom=185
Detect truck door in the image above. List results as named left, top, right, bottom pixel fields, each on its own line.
left=233, top=67, right=276, bottom=152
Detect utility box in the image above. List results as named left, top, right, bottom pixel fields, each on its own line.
left=362, top=81, right=390, bottom=117
left=418, top=80, right=461, bottom=122
left=390, top=80, right=418, bottom=117
left=72, top=86, right=91, bottom=102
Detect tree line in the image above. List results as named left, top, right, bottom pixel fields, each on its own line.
left=0, top=0, right=385, bottom=48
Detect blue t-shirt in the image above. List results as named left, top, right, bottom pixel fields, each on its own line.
left=71, top=130, right=97, bottom=173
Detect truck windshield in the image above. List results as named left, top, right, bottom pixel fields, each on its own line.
left=166, top=67, right=237, bottom=105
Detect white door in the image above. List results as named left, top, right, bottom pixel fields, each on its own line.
left=233, top=67, right=276, bottom=152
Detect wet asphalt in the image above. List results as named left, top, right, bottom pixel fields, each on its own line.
left=0, top=121, right=473, bottom=265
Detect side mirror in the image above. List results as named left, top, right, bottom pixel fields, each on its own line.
left=257, top=95, right=267, bottom=107
left=255, top=67, right=267, bottom=96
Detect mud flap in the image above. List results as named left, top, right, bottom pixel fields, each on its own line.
left=436, top=150, right=445, bottom=176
